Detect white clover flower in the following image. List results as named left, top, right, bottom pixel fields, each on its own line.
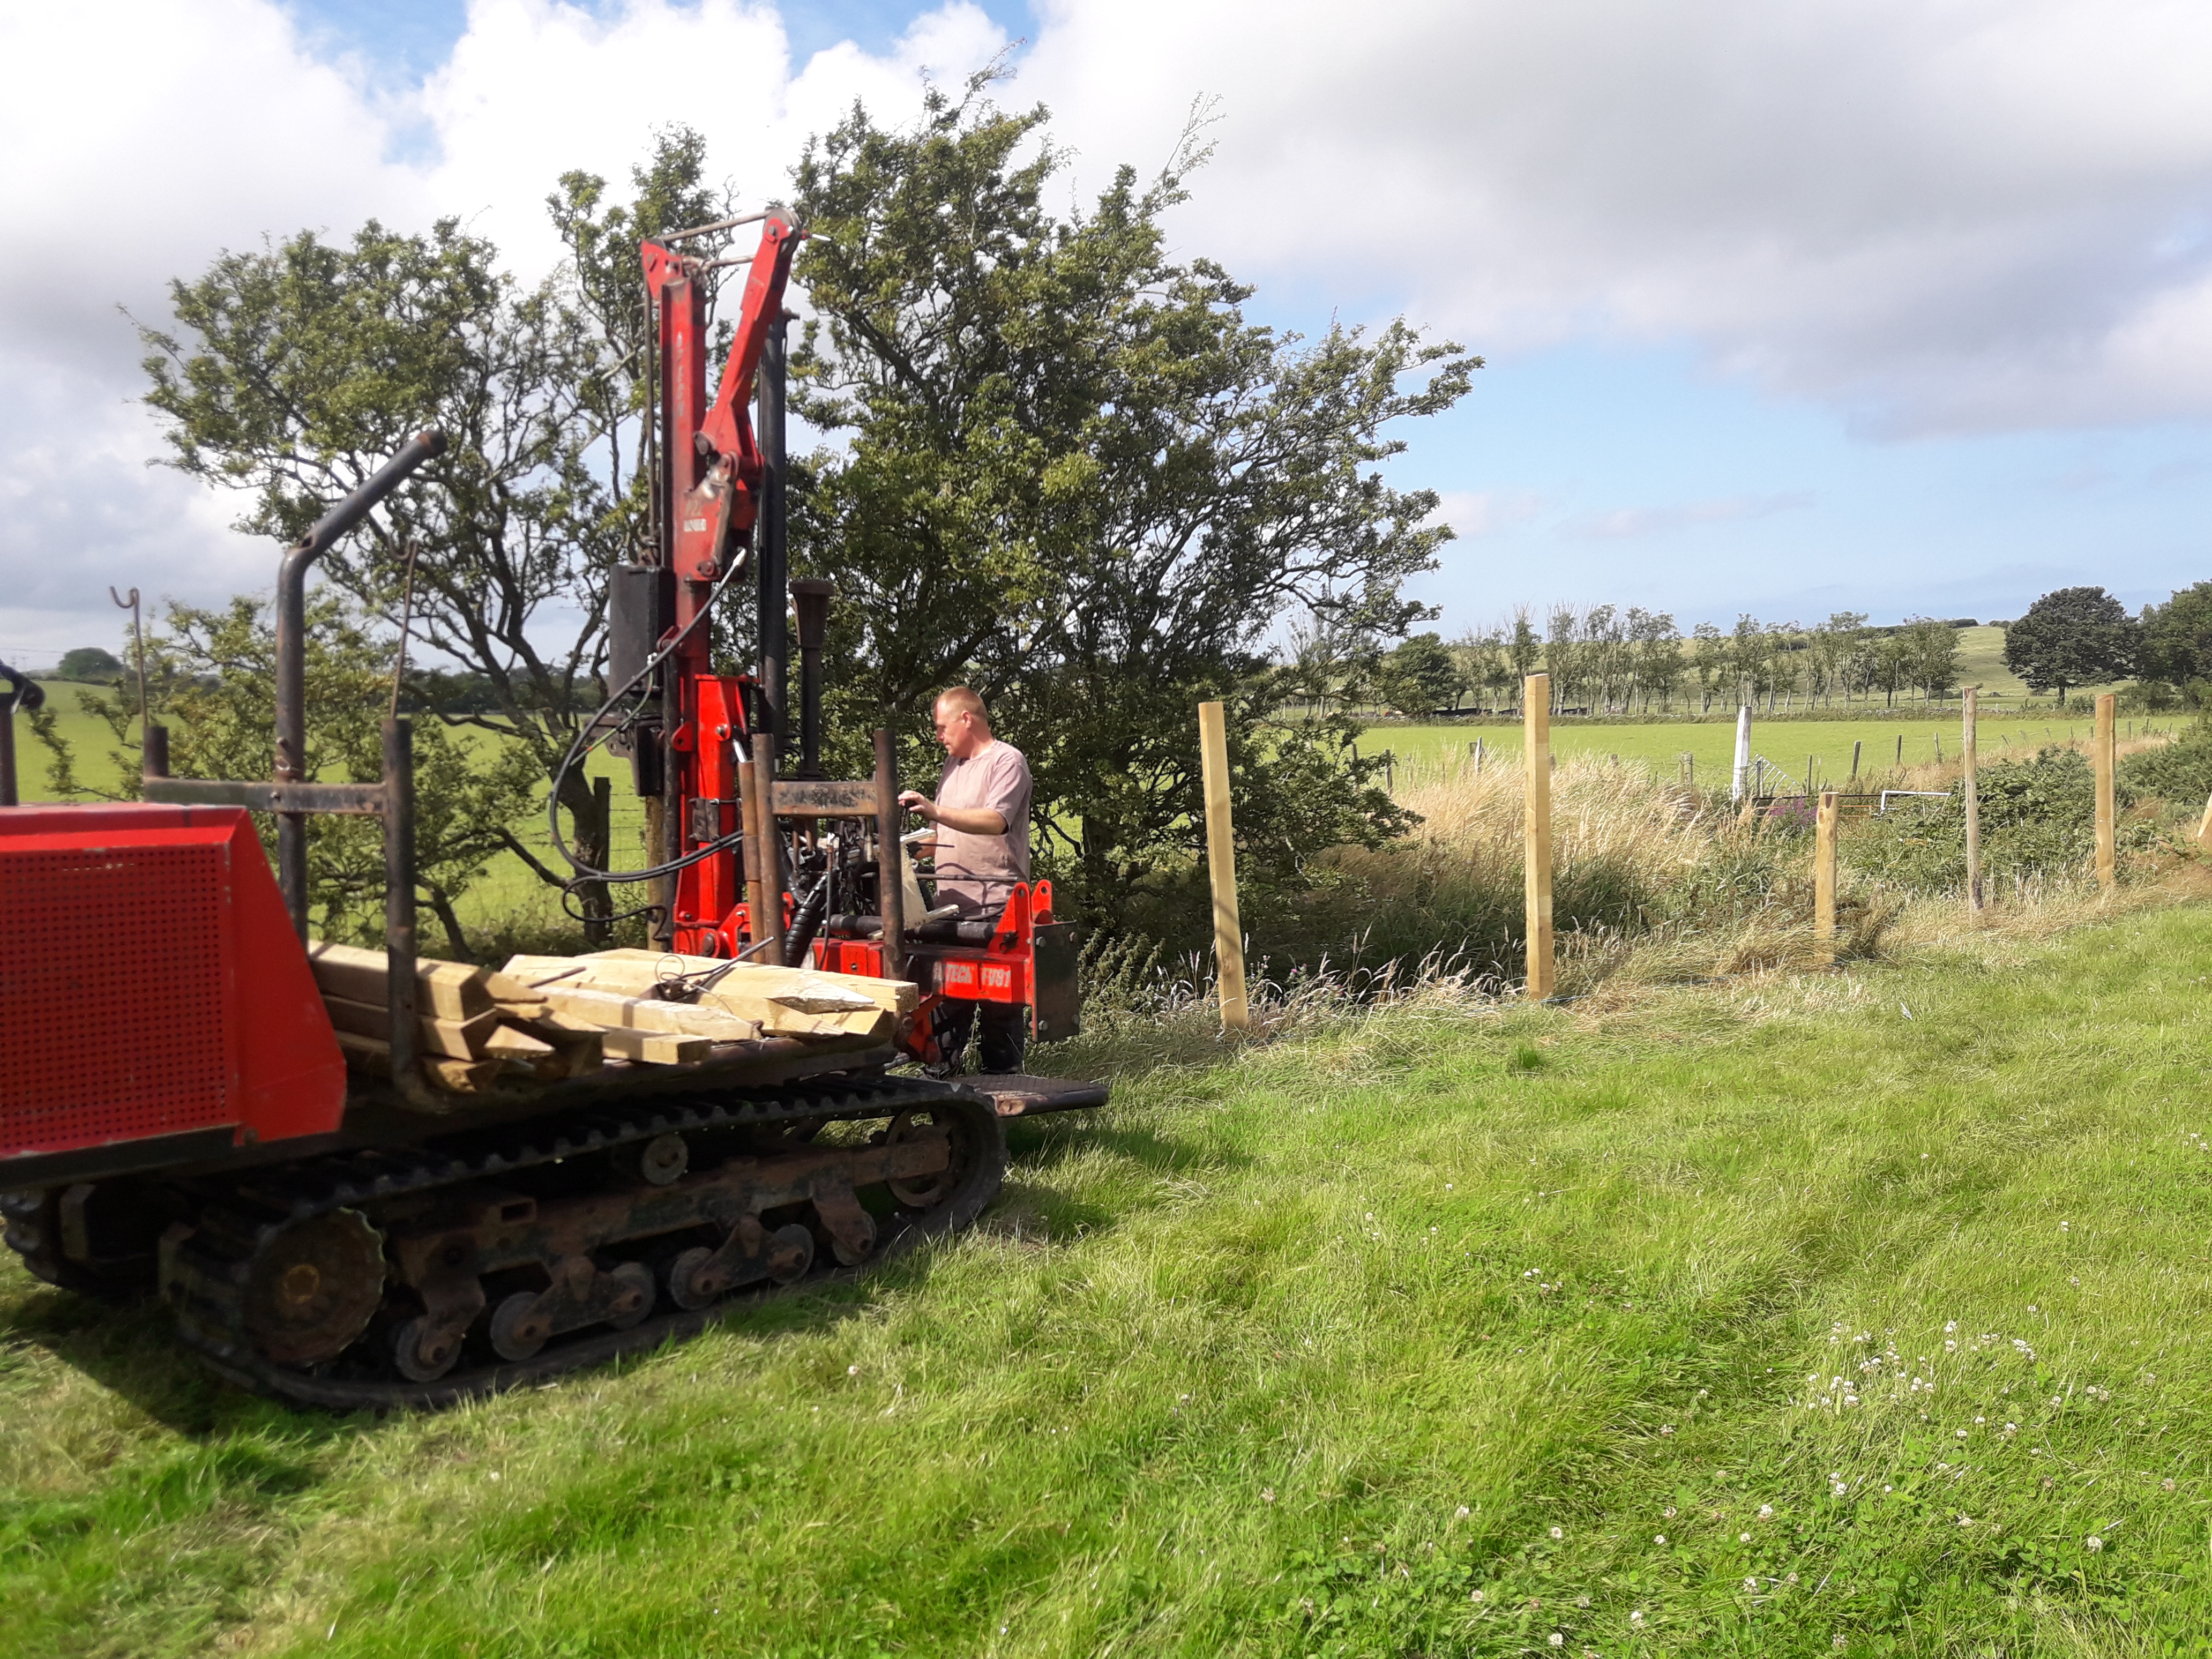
left=2086, top=1535, right=2104, bottom=1552
left=1739, top=1531, right=1752, bottom=1543
left=1833, top=1481, right=1848, bottom=1496
left=2164, top=1479, right=2178, bottom=1492
left=1654, top=1534, right=1667, bottom=1545
left=1261, top=1488, right=1275, bottom=1503
left=1471, top=1590, right=1485, bottom=1603
left=1550, top=1526, right=1564, bottom=1540
left=1663, top=1507, right=1677, bottom=1519
left=1957, top=1429, right=1970, bottom=1440
left=1455, top=1505, right=1470, bottom=1519
left=1945, top=1320, right=1957, bottom=1333
left=848, top=1364, right=861, bottom=1376
left=1549, top=1633, right=1564, bottom=1647
left=1630, top=1609, right=1646, bottom=1626
left=1759, top=1504, right=1774, bottom=1519
left=1743, top=1575, right=1758, bottom=1590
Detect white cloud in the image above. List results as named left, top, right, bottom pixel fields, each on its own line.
left=1023, top=0, right=2212, bottom=433
left=11, top=0, right=2212, bottom=657
left=1434, top=489, right=1544, bottom=539
left=0, top=0, right=1005, bottom=656
left=1562, top=490, right=1815, bottom=541
left=416, top=0, right=1004, bottom=280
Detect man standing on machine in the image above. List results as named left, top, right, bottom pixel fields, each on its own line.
left=900, top=685, right=1032, bottom=1074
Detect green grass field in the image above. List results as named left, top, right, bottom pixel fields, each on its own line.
left=1369, top=712, right=2185, bottom=794
left=8, top=905, right=2212, bottom=1655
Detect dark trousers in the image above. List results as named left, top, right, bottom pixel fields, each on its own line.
left=933, top=998, right=1028, bottom=1074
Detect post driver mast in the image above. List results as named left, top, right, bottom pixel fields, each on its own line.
left=609, top=209, right=1085, bottom=1078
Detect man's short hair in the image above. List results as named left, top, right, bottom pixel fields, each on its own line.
left=935, top=685, right=989, bottom=724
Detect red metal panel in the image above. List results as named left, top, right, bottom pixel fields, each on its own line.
left=221, top=811, right=348, bottom=1144
left=0, top=804, right=344, bottom=1162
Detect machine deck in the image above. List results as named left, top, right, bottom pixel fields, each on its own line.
left=970, top=1074, right=1111, bottom=1117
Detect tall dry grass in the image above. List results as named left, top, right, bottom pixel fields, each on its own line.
left=1062, top=739, right=2212, bottom=1074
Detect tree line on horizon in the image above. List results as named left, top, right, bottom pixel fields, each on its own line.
left=1330, top=579, right=2212, bottom=721
left=1329, top=607, right=1975, bottom=719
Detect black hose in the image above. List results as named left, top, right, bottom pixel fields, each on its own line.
left=782, top=865, right=831, bottom=966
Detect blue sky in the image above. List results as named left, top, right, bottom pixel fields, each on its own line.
left=2, top=0, right=2208, bottom=665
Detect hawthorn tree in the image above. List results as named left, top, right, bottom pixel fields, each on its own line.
left=133, top=134, right=729, bottom=939
left=2139, top=581, right=2212, bottom=694
left=787, top=77, right=1477, bottom=936
left=2004, top=586, right=2139, bottom=706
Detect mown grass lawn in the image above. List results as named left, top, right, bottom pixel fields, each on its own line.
left=7, top=907, right=2212, bottom=1657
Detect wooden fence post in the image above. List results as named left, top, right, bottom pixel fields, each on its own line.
left=1962, top=685, right=1982, bottom=911
left=2095, top=692, right=2116, bottom=891
left=2196, top=790, right=2212, bottom=848
left=1814, top=789, right=1838, bottom=966
left=1523, top=673, right=1554, bottom=1000
left=1197, top=700, right=1248, bottom=1030
left=1731, top=705, right=1751, bottom=801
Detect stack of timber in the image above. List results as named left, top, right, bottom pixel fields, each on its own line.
left=310, top=944, right=917, bottom=1101
left=308, top=943, right=605, bottom=1096
left=499, top=948, right=916, bottom=1049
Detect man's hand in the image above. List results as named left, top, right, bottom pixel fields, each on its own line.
left=899, top=790, right=1007, bottom=836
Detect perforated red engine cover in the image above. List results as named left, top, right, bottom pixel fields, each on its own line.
left=1, top=804, right=346, bottom=1163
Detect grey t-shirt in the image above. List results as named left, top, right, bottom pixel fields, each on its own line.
left=932, top=739, right=1032, bottom=915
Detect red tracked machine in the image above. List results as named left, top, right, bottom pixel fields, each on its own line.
left=0, top=207, right=1098, bottom=1410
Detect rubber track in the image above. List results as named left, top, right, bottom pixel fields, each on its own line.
left=161, top=1073, right=1003, bottom=1411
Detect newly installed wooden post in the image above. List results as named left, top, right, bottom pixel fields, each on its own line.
left=2196, top=790, right=2212, bottom=847
left=1962, top=685, right=1982, bottom=911
left=1523, top=673, right=1555, bottom=999
left=1197, top=700, right=1248, bottom=1030
left=1814, top=789, right=1839, bottom=966
left=2095, top=692, right=2117, bottom=890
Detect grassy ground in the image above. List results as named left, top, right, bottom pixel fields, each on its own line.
left=1367, top=715, right=2186, bottom=794
left=9, top=901, right=2212, bottom=1655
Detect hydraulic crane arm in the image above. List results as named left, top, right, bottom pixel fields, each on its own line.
left=640, top=210, right=803, bottom=588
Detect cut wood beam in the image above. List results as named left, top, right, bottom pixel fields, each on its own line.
left=599, top=1027, right=712, bottom=1065
left=581, top=948, right=917, bottom=1018
left=527, top=983, right=763, bottom=1043
left=333, top=1030, right=500, bottom=1097
left=322, top=995, right=500, bottom=1060
left=309, top=940, right=495, bottom=1022
left=503, top=954, right=890, bottom=1041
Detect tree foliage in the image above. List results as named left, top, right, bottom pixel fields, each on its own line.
left=131, top=134, right=728, bottom=936
left=2138, top=581, right=2212, bottom=696
left=55, top=647, right=123, bottom=682
left=2002, top=586, right=2138, bottom=704
left=787, top=80, right=1476, bottom=935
